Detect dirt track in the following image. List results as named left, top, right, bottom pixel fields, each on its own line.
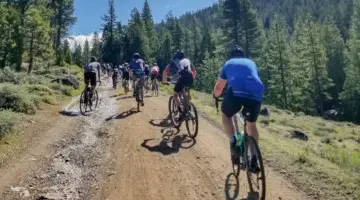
left=0, top=79, right=309, bottom=200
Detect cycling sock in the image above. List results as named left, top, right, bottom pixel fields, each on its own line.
left=229, top=134, right=237, bottom=143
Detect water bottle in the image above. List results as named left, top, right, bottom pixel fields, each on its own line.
left=235, top=132, right=244, bottom=154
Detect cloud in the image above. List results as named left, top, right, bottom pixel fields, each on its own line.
left=66, top=33, right=102, bottom=51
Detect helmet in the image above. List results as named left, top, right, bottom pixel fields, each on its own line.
left=145, top=64, right=149, bottom=68
left=133, top=53, right=140, bottom=59
left=153, top=63, right=157, bottom=66
left=229, top=45, right=245, bottom=58
left=174, top=50, right=185, bottom=60
left=90, top=56, right=97, bottom=62
left=124, top=62, right=129, bottom=67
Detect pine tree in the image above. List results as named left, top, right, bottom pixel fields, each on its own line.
left=199, top=25, right=216, bottom=62
left=173, top=20, right=183, bottom=51
left=73, top=42, right=82, bottom=66
left=183, top=29, right=191, bottom=57
left=222, top=0, right=241, bottom=44
left=266, top=15, right=292, bottom=109
left=83, top=39, right=90, bottom=64
left=341, top=0, right=360, bottom=122
left=127, top=8, right=150, bottom=60
left=322, top=19, right=346, bottom=102
left=291, top=14, right=332, bottom=114
left=142, top=0, right=158, bottom=56
left=91, top=31, right=101, bottom=59
left=101, top=0, right=117, bottom=64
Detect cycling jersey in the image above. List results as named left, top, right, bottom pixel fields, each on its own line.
left=220, top=58, right=264, bottom=102
left=151, top=66, right=160, bottom=75
left=129, top=59, right=145, bottom=77
left=164, top=58, right=196, bottom=78
left=84, top=62, right=100, bottom=73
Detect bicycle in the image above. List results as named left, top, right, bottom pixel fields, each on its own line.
left=150, top=77, right=159, bottom=96
left=122, top=78, right=129, bottom=94
left=79, top=81, right=101, bottom=115
left=133, top=76, right=144, bottom=112
left=144, top=76, right=150, bottom=94
left=214, top=97, right=266, bottom=199
left=168, top=86, right=199, bottom=138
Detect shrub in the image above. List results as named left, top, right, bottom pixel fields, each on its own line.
left=0, top=84, right=36, bottom=114
left=48, top=83, right=72, bottom=96
left=0, top=110, right=20, bottom=138
left=26, top=85, right=54, bottom=96
left=41, top=95, right=58, bottom=105
left=0, top=67, right=21, bottom=84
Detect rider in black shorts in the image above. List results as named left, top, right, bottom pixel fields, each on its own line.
left=84, top=56, right=101, bottom=99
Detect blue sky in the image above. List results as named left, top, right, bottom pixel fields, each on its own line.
left=70, top=0, right=218, bottom=36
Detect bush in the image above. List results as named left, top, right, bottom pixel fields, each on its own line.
left=0, top=84, right=36, bottom=114
left=0, top=67, right=21, bottom=84
left=41, top=95, right=58, bottom=105
left=26, top=85, right=54, bottom=96
left=0, top=110, right=21, bottom=138
left=48, top=83, right=72, bottom=96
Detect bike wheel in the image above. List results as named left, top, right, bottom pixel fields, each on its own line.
left=246, top=136, right=266, bottom=200
left=168, top=96, right=181, bottom=128
left=80, top=91, right=87, bottom=116
left=154, top=83, right=159, bottom=97
left=136, top=83, right=141, bottom=112
left=185, top=103, right=199, bottom=138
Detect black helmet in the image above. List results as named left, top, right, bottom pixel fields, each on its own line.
left=174, top=50, right=185, bottom=60
left=133, top=53, right=140, bottom=59
left=230, top=45, right=245, bottom=58
left=90, top=56, right=97, bottom=62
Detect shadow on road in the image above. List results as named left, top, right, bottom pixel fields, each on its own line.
left=225, top=173, right=240, bottom=200
left=109, top=93, right=125, bottom=98
left=105, top=108, right=138, bottom=121
left=141, top=134, right=196, bottom=156
left=116, top=94, right=153, bottom=101
left=225, top=172, right=259, bottom=200
left=59, top=110, right=81, bottom=117
left=149, top=118, right=173, bottom=128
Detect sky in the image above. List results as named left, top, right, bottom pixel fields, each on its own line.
left=69, top=0, right=218, bottom=48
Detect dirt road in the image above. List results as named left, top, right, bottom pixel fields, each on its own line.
left=0, top=80, right=309, bottom=200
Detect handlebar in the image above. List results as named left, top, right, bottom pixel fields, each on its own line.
left=214, top=96, right=224, bottom=113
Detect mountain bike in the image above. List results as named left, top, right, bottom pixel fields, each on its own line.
left=122, top=78, right=129, bottom=94
left=168, top=87, right=199, bottom=138
left=151, top=77, right=159, bottom=96
left=214, top=97, right=266, bottom=200
left=134, top=76, right=144, bottom=112
left=80, top=81, right=101, bottom=115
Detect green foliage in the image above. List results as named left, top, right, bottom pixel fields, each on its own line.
left=83, top=39, right=90, bottom=64
left=0, top=110, right=20, bottom=138
left=194, top=55, right=224, bottom=93
left=0, top=84, right=37, bottom=114
left=72, top=42, right=82, bottom=66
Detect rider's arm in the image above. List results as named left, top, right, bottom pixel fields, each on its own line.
left=213, top=66, right=227, bottom=98
left=162, top=65, right=170, bottom=83
left=191, top=65, right=197, bottom=79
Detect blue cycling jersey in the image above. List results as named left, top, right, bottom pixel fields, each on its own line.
left=220, top=58, right=264, bottom=102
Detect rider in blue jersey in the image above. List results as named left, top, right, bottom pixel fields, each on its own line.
left=213, top=45, right=264, bottom=171
left=129, top=53, right=145, bottom=106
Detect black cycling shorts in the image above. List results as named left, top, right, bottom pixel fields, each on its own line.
left=84, top=72, right=97, bottom=87
left=221, top=89, right=261, bottom=122
left=174, top=70, right=193, bottom=93
left=150, top=74, right=158, bottom=81
left=122, top=72, right=130, bottom=80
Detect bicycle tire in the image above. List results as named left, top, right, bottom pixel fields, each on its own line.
left=185, top=103, right=199, bottom=138
left=246, top=136, right=266, bottom=200
left=154, top=83, right=159, bottom=96
left=135, top=82, right=141, bottom=112
left=80, top=91, right=86, bottom=116
left=168, top=96, right=181, bottom=128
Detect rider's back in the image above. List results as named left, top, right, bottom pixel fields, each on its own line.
left=130, top=59, right=145, bottom=71
left=221, top=58, right=264, bottom=102
left=84, top=62, right=100, bottom=73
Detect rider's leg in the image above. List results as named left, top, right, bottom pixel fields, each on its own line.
left=222, top=113, right=235, bottom=139
left=140, top=76, right=145, bottom=105
left=246, top=122, right=259, bottom=142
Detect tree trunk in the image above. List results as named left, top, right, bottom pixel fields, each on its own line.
left=28, top=29, right=34, bottom=74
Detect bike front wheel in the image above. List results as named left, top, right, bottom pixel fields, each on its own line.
left=246, top=136, right=266, bottom=200
left=80, top=91, right=87, bottom=116
left=168, top=96, right=181, bottom=128
left=185, top=103, right=199, bottom=138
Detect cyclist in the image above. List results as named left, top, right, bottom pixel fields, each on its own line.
left=129, top=53, right=145, bottom=106
left=150, top=63, right=160, bottom=82
left=122, top=63, right=130, bottom=92
left=144, top=64, right=150, bottom=91
left=213, top=45, right=264, bottom=170
left=162, top=51, right=197, bottom=121
left=84, top=56, right=101, bottom=102
left=112, top=64, right=119, bottom=89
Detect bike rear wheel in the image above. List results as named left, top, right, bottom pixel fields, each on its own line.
left=135, top=82, right=141, bottom=112
left=185, top=103, right=199, bottom=138
left=246, top=136, right=266, bottom=200
left=80, top=91, right=87, bottom=116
